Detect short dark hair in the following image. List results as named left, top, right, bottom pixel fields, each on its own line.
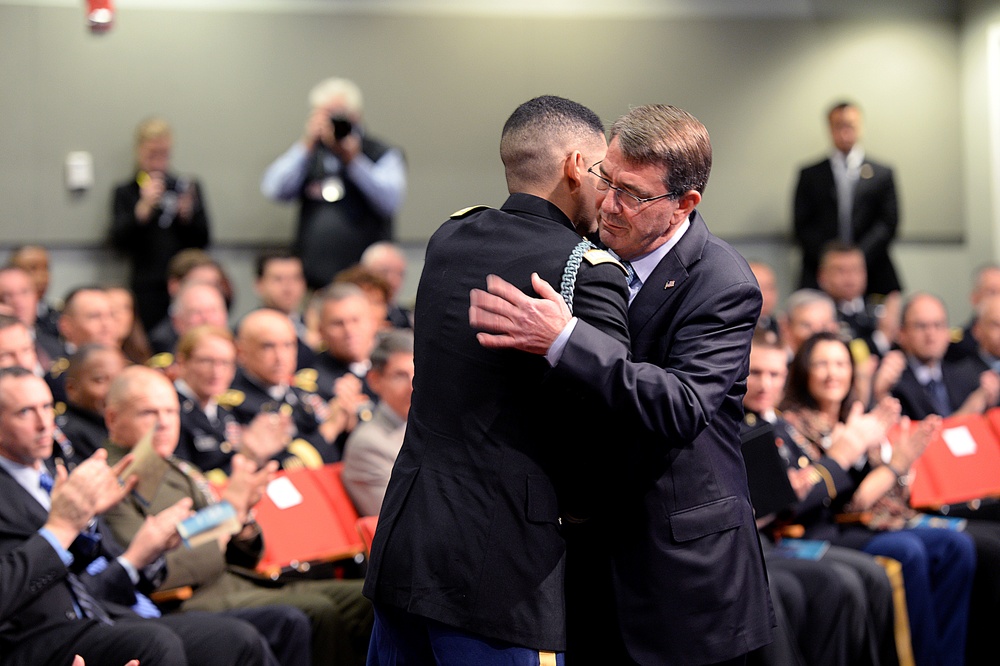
left=62, top=286, right=106, bottom=315
left=255, top=248, right=300, bottom=279
left=827, top=101, right=860, bottom=121
left=370, top=329, right=414, bottom=372
left=500, top=95, right=605, bottom=191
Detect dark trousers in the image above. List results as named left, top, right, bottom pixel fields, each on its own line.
left=367, top=603, right=565, bottom=666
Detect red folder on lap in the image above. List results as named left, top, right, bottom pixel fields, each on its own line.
left=908, top=413, right=1000, bottom=508
left=252, top=463, right=364, bottom=577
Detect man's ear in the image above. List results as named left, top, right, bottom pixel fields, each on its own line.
left=563, top=150, right=586, bottom=191
left=672, top=190, right=701, bottom=225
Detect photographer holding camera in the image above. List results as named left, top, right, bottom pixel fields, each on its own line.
left=111, top=117, right=211, bottom=333
left=262, top=77, right=407, bottom=290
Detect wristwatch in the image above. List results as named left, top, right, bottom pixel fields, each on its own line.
left=887, top=464, right=912, bottom=487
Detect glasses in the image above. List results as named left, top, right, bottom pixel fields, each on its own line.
left=587, top=161, right=679, bottom=211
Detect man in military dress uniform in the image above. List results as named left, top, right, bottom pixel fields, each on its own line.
left=173, top=324, right=302, bottom=479
left=230, top=309, right=350, bottom=465
left=55, top=345, right=128, bottom=464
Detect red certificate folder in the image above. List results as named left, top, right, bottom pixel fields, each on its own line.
left=908, top=413, right=1000, bottom=508
left=252, top=463, right=364, bottom=577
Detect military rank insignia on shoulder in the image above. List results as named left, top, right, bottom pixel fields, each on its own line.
left=294, top=368, right=318, bottom=393
left=148, top=352, right=175, bottom=370
left=50, top=357, right=70, bottom=378
left=217, top=389, right=246, bottom=408
left=583, top=248, right=628, bottom=277
left=450, top=205, right=492, bottom=219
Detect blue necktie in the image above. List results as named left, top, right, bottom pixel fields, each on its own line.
left=39, top=470, right=54, bottom=495
left=924, top=378, right=951, bottom=417
left=622, top=261, right=642, bottom=305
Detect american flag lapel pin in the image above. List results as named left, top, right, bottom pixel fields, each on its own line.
left=664, top=280, right=675, bottom=289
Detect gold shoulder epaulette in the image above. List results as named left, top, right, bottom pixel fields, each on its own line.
left=583, top=248, right=628, bottom=277
left=50, top=357, right=70, bottom=378
left=148, top=352, right=174, bottom=369
left=450, top=205, right=491, bottom=219
left=217, top=389, right=245, bottom=408
left=287, top=439, right=324, bottom=470
left=950, top=326, right=964, bottom=344
left=294, top=368, right=318, bottom=393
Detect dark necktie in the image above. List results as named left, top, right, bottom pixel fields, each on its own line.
left=39, top=471, right=114, bottom=625
left=924, top=378, right=951, bottom=416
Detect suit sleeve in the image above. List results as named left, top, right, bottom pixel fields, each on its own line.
left=855, top=168, right=898, bottom=262
left=568, top=261, right=630, bottom=350
left=555, top=278, right=758, bottom=449
left=0, top=534, right=68, bottom=623
left=793, top=169, right=825, bottom=265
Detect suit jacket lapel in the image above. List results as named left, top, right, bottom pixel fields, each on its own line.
left=0, top=465, right=50, bottom=536
left=627, top=212, right=707, bottom=340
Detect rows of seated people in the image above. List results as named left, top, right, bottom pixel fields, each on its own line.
left=744, top=242, right=1000, bottom=666
left=0, top=242, right=416, bottom=666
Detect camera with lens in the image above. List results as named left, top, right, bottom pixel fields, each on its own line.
left=330, top=116, right=353, bottom=141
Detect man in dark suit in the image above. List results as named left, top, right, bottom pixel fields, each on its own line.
left=884, top=292, right=996, bottom=420
left=0, top=367, right=273, bottom=666
left=363, top=96, right=629, bottom=664
left=470, top=104, right=774, bottom=665
left=793, top=101, right=901, bottom=297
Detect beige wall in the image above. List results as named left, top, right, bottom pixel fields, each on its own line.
left=1, top=1, right=994, bottom=324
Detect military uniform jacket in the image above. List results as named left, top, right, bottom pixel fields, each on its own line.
left=364, top=193, right=630, bottom=651
left=228, top=368, right=338, bottom=466
left=303, top=351, right=376, bottom=404
left=55, top=403, right=109, bottom=464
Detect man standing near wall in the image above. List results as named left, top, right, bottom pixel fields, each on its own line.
left=793, top=101, right=901, bottom=297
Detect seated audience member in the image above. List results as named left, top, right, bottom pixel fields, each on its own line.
left=148, top=250, right=232, bottom=353
left=0, top=265, right=62, bottom=370
left=55, top=345, right=128, bottom=463
left=173, top=325, right=306, bottom=479
left=49, top=287, right=118, bottom=405
left=816, top=242, right=898, bottom=357
left=254, top=250, right=316, bottom=370
left=342, top=329, right=413, bottom=517
left=876, top=292, right=997, bottom=419
left=780, top=332, right=978, bottom=666
left=309, top=283, right=378, bottom=405
left=744, top=330, right=898, bottom=666
left=106, top=286, right=153, bottom=365
left=963, top=293, right=1000, bottom=377
left=782, top=287, right=887, bottom=406
left=8, top=244, right=60, bottom=339
left=100, top=365, right=374, bottom=666
left=333, top=265, right=392, bottom=332
left=359, top=242, right=412, bottom=329
left=748, top=260, right=781, bottom=339
left=150, top=280, right=230, bottom=360
left=947, top=263, right=1000, bottom=363
left=780, top=289, right=841, bottom=358
left=0, top=314, right=44, bottom=375
left=0, top=368, right=279, bottom=666
left=232, top=309, right=352, bottom=464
